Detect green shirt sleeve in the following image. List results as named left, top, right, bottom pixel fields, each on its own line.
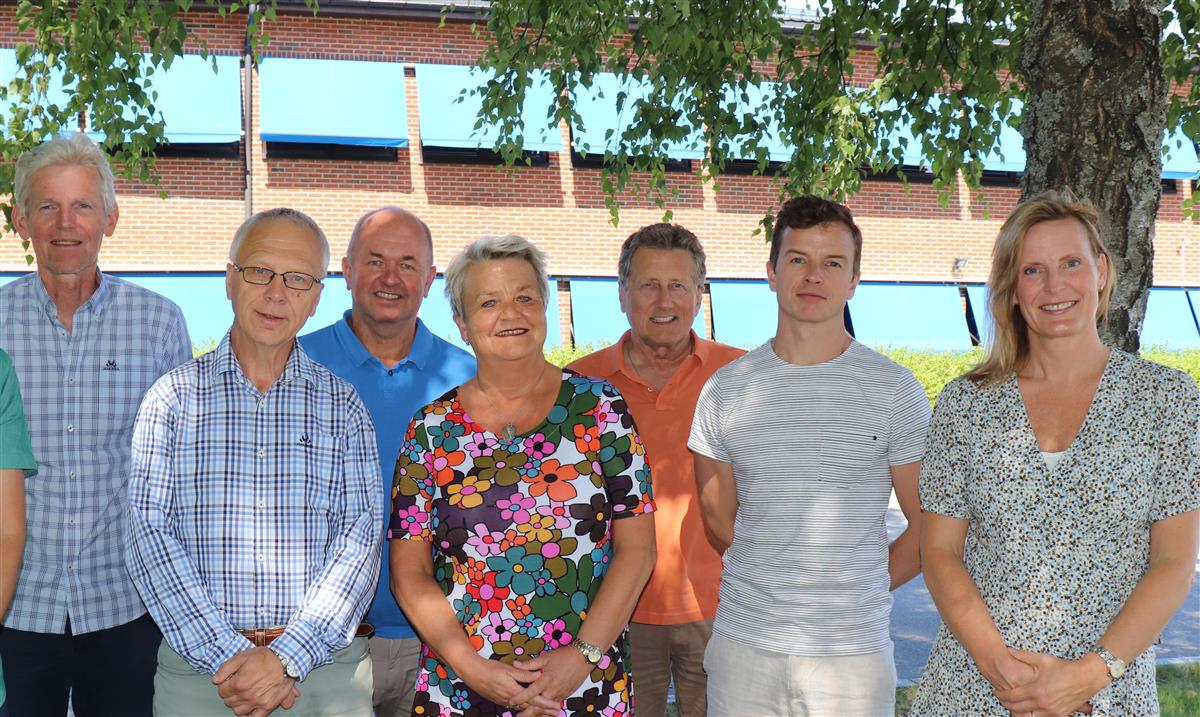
left=0, top=348, right=37, bottom=475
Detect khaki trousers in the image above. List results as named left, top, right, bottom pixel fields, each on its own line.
left=153, top=638, right=372, bottom=717
left=368, top=636, right=422, bottom=717
left=628, top=620, right=712, bottom=717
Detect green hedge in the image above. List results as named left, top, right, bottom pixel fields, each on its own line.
left=195, top=338, right=1200, bottom=401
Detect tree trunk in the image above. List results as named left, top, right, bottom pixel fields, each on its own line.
left=1018, top=0, right=1165, bottom=352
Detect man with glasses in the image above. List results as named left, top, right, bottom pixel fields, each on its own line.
left=300, top=206, right=475, bottom=717
left=0, top=133, right=191, bottom=717
left=126, top=208, right=383, bottom=717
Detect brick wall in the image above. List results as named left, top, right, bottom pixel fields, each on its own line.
left=2, top=8, right=1197, bottom=292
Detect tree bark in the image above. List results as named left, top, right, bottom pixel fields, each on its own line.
left=1018, top=0, right=1165, bottom=352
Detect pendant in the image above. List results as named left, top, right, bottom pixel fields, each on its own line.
left=501, top=423, right=517, bottom=441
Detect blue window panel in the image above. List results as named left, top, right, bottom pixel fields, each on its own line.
left=1163, top=126, right=1199, bottom=180
left=148, top=54, right=241, bottom=143
left=981, top=99, right=1025, bottom=173
left=849, top=283, right=971, bottom=350
left=965, top=284, right=992, bottom=345
left=1142, top=287, right=1200, bottom=350
left=570, top=72, right=706, bottom=160
left=260, top=58, right=407, bottom=146
left=723, top=82, right=791, bottom=163
left=709, top=280, right=777, bottom=350
left=422, top=276, right=560, bottom=352
left=570, top=278, right=703, bottom=349
left=0, top=48, right=75, bottom=135
left=415, top=64, right=561, bottom=152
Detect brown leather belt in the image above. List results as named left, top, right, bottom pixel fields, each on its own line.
left=236, top=622, right=374, bottom=647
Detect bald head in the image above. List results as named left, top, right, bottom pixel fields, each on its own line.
left=346, top=207, right=433, bottom=264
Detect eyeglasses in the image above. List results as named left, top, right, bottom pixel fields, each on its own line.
left=231, top=264, right=322, bottom=291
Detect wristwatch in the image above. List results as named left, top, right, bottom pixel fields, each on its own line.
left=573, top=639, right=603, bottom=665
left=270, top=647, right=302, bottom=680
left=1091, top=644, right=1126, bottom=681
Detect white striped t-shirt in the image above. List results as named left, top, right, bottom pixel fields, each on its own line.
left=689, top=340, right=931, bottom=656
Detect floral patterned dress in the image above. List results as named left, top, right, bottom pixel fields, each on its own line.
left=391, top=370, right=655, bottom=717
left=912, top=350, right=1200, bottom=715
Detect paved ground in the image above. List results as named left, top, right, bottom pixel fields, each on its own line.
left=885, top=500, right=1200, bottom=684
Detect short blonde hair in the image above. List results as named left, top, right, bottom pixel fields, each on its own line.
left=967, top=189, right=1115, bottom=385
left=444, top=234, right=549, bottom=318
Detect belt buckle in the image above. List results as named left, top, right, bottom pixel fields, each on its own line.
left=252, top=628, right=268, bottom=647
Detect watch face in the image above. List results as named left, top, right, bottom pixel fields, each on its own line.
left=1111, top=660, right=1126, bottom=679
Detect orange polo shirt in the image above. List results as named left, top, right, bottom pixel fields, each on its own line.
left=569, top=331, right=746, bottom=625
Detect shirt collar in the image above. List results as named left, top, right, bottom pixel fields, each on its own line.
left=335, top=311, right=435, bottom=370
left=211, top=331, right=318, bottom=388
left=604, top=329, right=708, bottom=381
left=34, top=268, right=112, bottom=320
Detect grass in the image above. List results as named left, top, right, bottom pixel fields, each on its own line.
left=894, top=663, right=1200, bottom=716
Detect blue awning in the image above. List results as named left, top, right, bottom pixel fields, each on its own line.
left=709, top=280, right=777, bottom=349
left=849, top=283, right=972, bottom=350
left=1162, top=126, right=1199, bottom=180
left=148, top=54, right=241, bottom=143
left=1142, top=287, right=1200, bottom=349
left=260, top=58, right=407, bottom=146
left=571, top=72, right=706, bottom=160
left=723, top=82, right=792, bottom=163
left=569, top=278, right=702, bottom=348
left=980, top=99, right=1025, bottom=173
left=0, top=48, right=75, bottom=134
left=415, top=64, right=561, bottom=152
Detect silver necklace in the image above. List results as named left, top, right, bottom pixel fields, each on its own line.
left=476, top=366, right=546, bottom=441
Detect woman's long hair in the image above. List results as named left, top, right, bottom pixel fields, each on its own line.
left=966, top=189, right=1115, bottom=386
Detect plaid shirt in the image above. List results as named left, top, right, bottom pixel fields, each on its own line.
left=126, top=335, right=383, bottom=679
left=0, top=272, right=191, bottom=634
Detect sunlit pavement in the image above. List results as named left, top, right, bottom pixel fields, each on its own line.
left=885, top=495, right=1200, bottom=685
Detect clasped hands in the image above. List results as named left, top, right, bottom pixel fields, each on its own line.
left=985, top=647, right=1108, bottom=717
left=212, top=646, right=300, bottom=717
left=464, top=645, right=594, bottom=717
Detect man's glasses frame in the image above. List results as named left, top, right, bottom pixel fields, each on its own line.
left=230, top=264, right=322, bottom=291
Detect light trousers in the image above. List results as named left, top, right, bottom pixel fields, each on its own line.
left=154, top=637, right=372, bottom=717
left=704, top=632, right=896, bottom=717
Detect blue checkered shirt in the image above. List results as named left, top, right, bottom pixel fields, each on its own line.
left=126, top=335, right=383, bottom=678
left=0, top=272, right=191, bottom=635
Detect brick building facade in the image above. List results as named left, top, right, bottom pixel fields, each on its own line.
left=2, top=4, right=1197, bottom=348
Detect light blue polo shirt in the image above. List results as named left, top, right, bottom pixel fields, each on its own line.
left=300, top=312, right=476, bottom=639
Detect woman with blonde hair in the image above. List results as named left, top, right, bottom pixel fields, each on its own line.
left=912, top=190, right=1199, bottom=716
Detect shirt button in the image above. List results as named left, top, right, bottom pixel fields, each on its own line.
left=257, top=554, right=265, bottom=561
left=257, top=500, right=266, bottom=509
left=66, top=564, right=74, bottom=571
left=68, top=517, right=75, bottom=525
left=66, top=424, right=75, bottom=432
left=67, top=377, right=75, bottom=385
left=387, top=369, right=394, bottom=376
left=257, top=448, right=266, bottom=458
left=69, top=471, right=77, bottom=479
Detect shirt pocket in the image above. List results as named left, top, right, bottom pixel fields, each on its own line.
left=288, top=431, right=341, bottom=516
left=817, top=422, right=887, bottom=487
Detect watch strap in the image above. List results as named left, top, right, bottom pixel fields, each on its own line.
left=1091, top=644, right=1126, bottom=680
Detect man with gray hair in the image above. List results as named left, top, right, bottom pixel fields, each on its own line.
left=568, top=223, right=744, bottom=717
left=300, top=206, right=475, bottom=717
left=126, top=208, right=383, bottom=716
left=0, top=132, right=191, bottom=716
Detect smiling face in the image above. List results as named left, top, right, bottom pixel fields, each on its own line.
left=453, top=258, right=547, bottom=363
left=767, top=222, right=859, bottom=330
left=619, top=247, right=703, bottom=351
left=343, top=210, right=436, bottom=331
left=14, top=163, right=119, bottom=283
left=226, top=216, right=325, bottom=355
left=1014, top=217, right=1109, bottom=342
